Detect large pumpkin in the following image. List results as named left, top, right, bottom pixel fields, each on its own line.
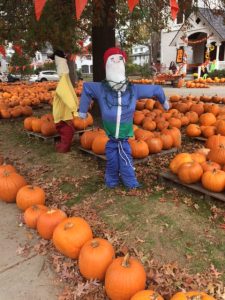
left=177, top=161, right=203, bottom=184
left=78, top=238, right=115, bottom=280
left=52, top=217, right=93, bottom=259
left=24, top=204, right=48, bottom=229
left=206, top=135, right=225, bottom=149
left=170, top=291, right=215, bottom=300
left=131, top=290, right=164, bottom=300
left=0, top=164, right=16, bottom=176
left=92, top=134, right=109, bottom=155
left=199, top=113, right=216, bottom=126
left=24, top=117, right=36, bottom=131
left=129, top=140, right=149, bottom=158
left=16, top=185, right=46, bottom=211
left=41, top=121, right=57, bottom=137
left=31, top=118, right=42, bottom=133
left=146, top=137, right=163, bottom=154
left=201, top=169, right=225, bottom=192
left=207, top=145, right=225, bottom=165
left=169, top=153, right=193, bottom=174
left=80, top=129, right=104, bottom=150
left=0, top=171, right=27, bottom=203
left=37, top=209, right=67, bottom=240
left=105, top=254, right=146, bottom=300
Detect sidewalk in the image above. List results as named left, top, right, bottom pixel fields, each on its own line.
left=0, top=201, right=61, bottom=300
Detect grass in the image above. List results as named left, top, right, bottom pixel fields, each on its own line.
left=1, top=117, right=225, bottom=279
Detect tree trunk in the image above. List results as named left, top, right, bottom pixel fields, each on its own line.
left=67, top=59, right=77, bottom=87
left=91, top=0, right=116, bottom=122
left=92, top=0, right=116, bottom=82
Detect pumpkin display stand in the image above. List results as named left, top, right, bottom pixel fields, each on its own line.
left=79, top=147, right=178, bottom=165
left=155, top=74, right=183, bottom=87
left=24, top=126, right=95, bottom=143
left=159, top=170, right=225, bottom=203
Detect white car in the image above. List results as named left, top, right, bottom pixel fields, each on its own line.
left=38, top=70, right=59, bottom=82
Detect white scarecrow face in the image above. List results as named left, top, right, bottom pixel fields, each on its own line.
left=105, top=54, right=126, bottom=84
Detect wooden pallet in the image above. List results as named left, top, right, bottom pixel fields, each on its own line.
left=24, top=126, right=94, bottom=143
left=159, top=170, right=225, bottom=202
left=79, top=147, right=178, bottom=165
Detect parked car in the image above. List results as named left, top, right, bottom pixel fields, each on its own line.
left=0, top=72, right=7, bottom=82
left=29, top=74, right=39, bottom=82
left=7, top=74, right=21, bottom=83
left=39, top=70, right=59, bottom=82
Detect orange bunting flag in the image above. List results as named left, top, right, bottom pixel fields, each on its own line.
left=75, top=0, right=88, bottom=20
left=127, top=0, right=139, bottom=12
left=170, top=0, right=179, bottom=20
left=0, top=45, right=6, bottom=57
left=13, top=44, right=22, bottom=56
left=34, top=0, right=47, bottom=21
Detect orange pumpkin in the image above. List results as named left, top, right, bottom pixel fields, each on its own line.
left=206, top=135, right=225, bottom=149
left=201, top=161, right=221, bottom=172
left=177, top=161, right=203, bottom=184
left=169, top=153, right=193, bottom=174
left=0, top=164, right=16, bottom=176
left=53, top=217, right=93, bottom=259
left=201, top=169, right=225, bottom=192
left=92, top=134, right=109, bottom=155
left=16, top=185, right=46, bottom=211
left=78, top=238, right=115, bottom=280
left=105, top=254, right=146, bottom=300
left=129, top=140, right=149, bottom=158
left=186, top=124, right=201, bottom=137
left=171, top=291, right=215, bottom=300
left=37, top=209, right=67, bottom=240
left=131, top=290, right=164, bottom=300
left=146, top=137, right=163, bottom=154
left=24, top=204, right=48, bottom=229
left=0, top=171, right=27, bottom=203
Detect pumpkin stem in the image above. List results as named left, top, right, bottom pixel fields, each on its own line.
left=64, top=222, right=74, bottom=230
left=151, top=293, right=159, bottom=300
left=122, top=253, right=130, bottom=268
left=46, top=209, right=56, bottom=214
left=91, top=240, right=99, bottom=248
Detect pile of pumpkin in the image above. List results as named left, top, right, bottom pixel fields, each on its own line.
left=23, top=114, right=57, bottom=137
left=0, top=104, right=33, bottom=119
left=0, top=157, right=216, bottom=300
left=0, top=82, right=54, bottom=115
left=23, top=112, right=94, bottom=137
left=170, top=136, right=225, bottom=193
left=185, top=81, right=210, bottom=88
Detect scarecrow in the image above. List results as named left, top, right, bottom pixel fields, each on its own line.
left=51, top=50, right=78, bottom=153
left=79, top=47, right=169, bottom=189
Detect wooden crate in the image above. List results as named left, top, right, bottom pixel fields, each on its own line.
left=79, top=147, right=178, bottom=165
left=159, top=170, right=225, bottom=203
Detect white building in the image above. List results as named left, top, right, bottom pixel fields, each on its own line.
left=161, top=6, right=225, bottom=75
left=130, top=45, right=149, bottom=66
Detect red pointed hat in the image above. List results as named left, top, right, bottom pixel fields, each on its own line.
left=103, top=47, right=127, bottom=66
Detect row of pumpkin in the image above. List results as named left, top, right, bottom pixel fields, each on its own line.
left=0, top=160, right=215, bottom=300
left=169, top=135, right=225, bottom=192
left=23, top=112, right=94, bottom=137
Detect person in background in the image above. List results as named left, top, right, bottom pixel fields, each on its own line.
left=169, top=61, right=177, bottom=74
left=78, top=47, right=169, bottom=189
left=50, top=50, right=78, bottom=153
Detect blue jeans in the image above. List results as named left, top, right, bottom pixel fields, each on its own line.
left=105, top=138, right=140, bottom=189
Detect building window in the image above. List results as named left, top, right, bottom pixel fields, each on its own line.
left=82, top=65, right=89, bottom=73
left=86, top=55, right=91, bottom=60
left=196, top=17, right=201, bottom=24
left=90, top=65, right=93, bottom=73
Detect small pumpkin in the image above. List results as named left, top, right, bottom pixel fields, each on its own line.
left=145, top=137, right=163, bottom=154
left=24, top=204, right=48, bottom=229
left=16, top=185, right=46, bottom=211
left=0, top=164, right=16, bottom=176
left=131, top=290, right=164, bottom=300
left=201, top=161, right=221, bottom=172
left=170, top=291, right=215, bottom=300
left=201, top=169, right=225, bottom=192
left=92, top=134, right=109, bottom=155
left=0, top=171, right=27, bottom=203
left=52, top=217, right=93, bottom=259
left=105, top=253, right=146, bottom=300
left=78, top=238, right=115, bottom=280
left=37, top=209, right=67, bottom=240
left=186, top=124, right=201, bottom=137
